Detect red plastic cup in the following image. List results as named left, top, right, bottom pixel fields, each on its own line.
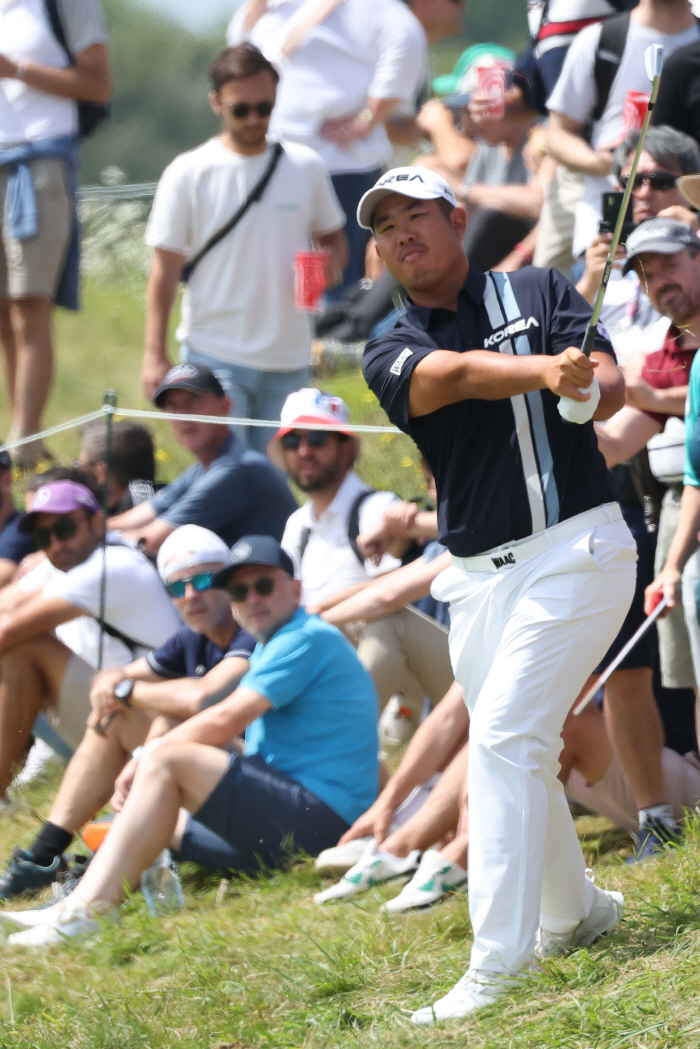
left=294, top=250, right=329, bottom=312
left=476, top=63, right=507, bottom=120
left=622, top=89, right=650, bottom=135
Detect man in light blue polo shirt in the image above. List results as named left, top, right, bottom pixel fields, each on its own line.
left=0, top=536, right=380, bottom=946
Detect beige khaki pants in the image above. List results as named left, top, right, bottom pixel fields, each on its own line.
left=532, top=166, right=584, bottom=276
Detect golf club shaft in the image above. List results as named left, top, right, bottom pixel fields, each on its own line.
left=572, top=595, right=668, bottom=715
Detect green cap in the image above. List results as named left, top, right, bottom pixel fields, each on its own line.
left=432, top=43, right=515, bottom=98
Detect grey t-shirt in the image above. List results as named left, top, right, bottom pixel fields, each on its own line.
left=462, top=139, right=531, bottom=193
left=59, top=0, right=109, bottom=55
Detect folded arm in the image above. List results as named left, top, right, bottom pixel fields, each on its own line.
left=0, top=44, right=111, bottom=104
left=0, top=594, right=82, bottom=651
left=594, top=405, right=663, bottom=467
left=322, top=550, right=450, bottom=627
left=165, top=686, right=272, bottom=748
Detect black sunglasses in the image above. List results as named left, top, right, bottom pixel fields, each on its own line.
left=32, top=516, right=79, bottom=550
left=225, top=101, right=274, bottom=120
left=165, top=572, right=216, bottom=599
left=619, top=171, right=678, bottom=192
left=227, top=576, right=276, bottom=602
left=280, top=430, right=333, bottom=451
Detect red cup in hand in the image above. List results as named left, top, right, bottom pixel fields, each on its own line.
left=294, top=250, right=329, bottom=312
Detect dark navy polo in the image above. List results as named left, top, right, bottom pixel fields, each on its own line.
left=363, top=265, right=619, bottom=557
left=147, top=623, right=256, bottom=681
left=0, top=511, right=33, bottom=566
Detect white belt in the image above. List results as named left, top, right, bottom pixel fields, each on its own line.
left=452, top=503, right=623, bottom=574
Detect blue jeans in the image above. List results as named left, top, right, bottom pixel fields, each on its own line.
left=327, top=168, right=381, bottom=302
left=181, top=345, right=309, bottom=455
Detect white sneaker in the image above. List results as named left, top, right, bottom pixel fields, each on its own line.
left=313, top=842, right=420, bottom=904
left=13, top=739, right=61, bottom=788
left=410, top=969, right=512, bottom=1026
left=534, top=887, right=624, bottom=959
left=382, top=849, right=467, bottom=914
left=6, top=902, right=104, bottom=947
left=315, top=837, right=373, bottom=875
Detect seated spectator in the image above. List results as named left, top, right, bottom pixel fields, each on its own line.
left=0, top=524, right=256, bottom=899
left=0, top=479, right=181, bottom=804
left=77, top=420, right=156, bottom=515
left=0, top=536, right=380, bottom=945
left=0, top=448, right=33, bottom=588
left=109, top=364, right=297, bottom=554
left=274, top=388, right=453, bottom=724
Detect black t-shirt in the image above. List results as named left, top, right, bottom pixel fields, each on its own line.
left=362, top=265, right=618, bottom=558
left=652, top=40, right=700, bottom=149
left=0, top=511, right=33, bottom=565
left=147, top=623, right=256, bottom=682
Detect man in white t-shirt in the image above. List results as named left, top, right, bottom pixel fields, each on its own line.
left=227, top=0, right=428, bottom=298
left=141, top=44, right=347, bottom=455
left=0, top=0, right=111, bottom=468
left=0, top=480, right=181, bottom=801
left=546, top=0, right=700, bottom=261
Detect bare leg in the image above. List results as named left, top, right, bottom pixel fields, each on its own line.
left=0, top=634, right=72, bottom=796
left=0, top=298, right=17, bottom=417
left=381, top=744, right=468, bottom=858
left=603, top=667, right=665, bottom=810
left=8, top=296, right=54, bottom=461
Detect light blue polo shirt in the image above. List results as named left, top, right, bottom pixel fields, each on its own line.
left=241, top=607, right=379, bottom=825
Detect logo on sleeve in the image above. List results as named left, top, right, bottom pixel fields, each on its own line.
left=483, top=317, right=539, bottom=347
left=390, top=347, right=414, bottom=375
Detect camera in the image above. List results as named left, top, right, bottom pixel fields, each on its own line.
left=599, top=191, right=636, bottom=240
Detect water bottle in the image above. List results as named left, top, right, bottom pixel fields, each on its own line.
left=141, top=849, right=185, bottom=917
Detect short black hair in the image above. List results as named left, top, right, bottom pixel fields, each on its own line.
left=209, top=44, right=279, bottom=93
left=80, top=420, right=156, bottom=487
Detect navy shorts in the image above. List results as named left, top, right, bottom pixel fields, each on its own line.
left=173, top=753, right=349, bottom=875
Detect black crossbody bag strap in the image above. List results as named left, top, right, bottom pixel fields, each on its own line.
left=592, top=12, right=631, bottom=122
left=181, top=141, right=284, bottom=283
left=348, top=489, right=376, bottom=565
left=43, top=0, right=109, bottom=136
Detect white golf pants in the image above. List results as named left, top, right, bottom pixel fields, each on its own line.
left=432, top=504, right=636, bottom=976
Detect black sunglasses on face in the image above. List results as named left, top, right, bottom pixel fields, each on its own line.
left=165, top=572, right=216, bottom=599
left=619, top=171, right=678, bottom=192
left=280, top=430, right=332, bottom=451
left=225, top=101, right=274, bottom=120
left=32, top=516, right=79, bottom=550
left=227, top=576, right=276, bottom=603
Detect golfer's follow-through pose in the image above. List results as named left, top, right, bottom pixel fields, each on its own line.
left=359, top=168, right=638, bottom=1024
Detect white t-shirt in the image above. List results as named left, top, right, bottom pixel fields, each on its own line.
left=226, top=0, right=428, bottom=174
left=42, top=543, right=182, bottom=669
left=0, top=0, right=108, bottom=146
left=547, top=18, right=700, bottom=256
left=145, top=137, right=345, bottom=370
left=282, top=470, right=401, bottom=606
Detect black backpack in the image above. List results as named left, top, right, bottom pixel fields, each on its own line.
left=592, top=11, right=635, bottom=122
left=298, top=489, right=377, bottom=567
left=43, top=0, right=109, bottom=137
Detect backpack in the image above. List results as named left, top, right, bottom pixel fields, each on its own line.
left=43, top=0, right=109, bottom=137
left=592, top=11, right=634, bottom=123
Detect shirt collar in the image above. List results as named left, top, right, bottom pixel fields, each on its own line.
left=404, top=265, right=487, bottom=331
left=312, top=470, right=366, bottom=523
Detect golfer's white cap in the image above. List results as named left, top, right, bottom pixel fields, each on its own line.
left=157, top=524, right=230, bottom=582
left=357, top=168, right=458, bottom=231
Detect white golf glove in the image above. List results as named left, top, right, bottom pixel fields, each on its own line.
left=557, top=377, right=600, bottom=424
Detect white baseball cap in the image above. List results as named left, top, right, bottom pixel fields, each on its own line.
left=267, top=388, right=358, bottom=469
left=357, top=167, right=458, bottom=231
left=157, top=524, right=230, bottom=583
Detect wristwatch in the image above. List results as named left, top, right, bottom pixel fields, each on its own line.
left=114, top=678, right=135, bottom=707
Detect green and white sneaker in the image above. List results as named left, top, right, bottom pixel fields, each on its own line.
left=382, top=848, right=467, bottom=914
left=313, top=842, right=420, bottom=904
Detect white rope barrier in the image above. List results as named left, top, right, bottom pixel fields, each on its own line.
left=0, top=405, right=401, bottom=455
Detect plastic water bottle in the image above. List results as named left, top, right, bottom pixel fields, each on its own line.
left=141, top=849, right=185, bottom=917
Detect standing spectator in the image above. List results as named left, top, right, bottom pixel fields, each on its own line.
left=227, top=0, right=428, bottom=298
left=111, top=364, right=297, bottom=555
left=546, top=0, right=699, bottom=265
left=0, top=0, right=111, bottom=468
left=0, top=448, right=32, bottom=589
left=141, top=44, right=347, bottom=454
left=651, top=37, right=700, bottom=151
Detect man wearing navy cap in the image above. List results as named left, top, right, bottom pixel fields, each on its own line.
left=0, top=535, right=380, bottom=946
left=359, top=168, right=637, bottom=1023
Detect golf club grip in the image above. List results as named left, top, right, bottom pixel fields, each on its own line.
left=580, top=324, right=598, bottom=358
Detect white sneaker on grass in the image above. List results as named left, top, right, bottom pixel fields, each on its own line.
left=314, top=836, right=373, bottom=875
left=314, top=841, right=420, bottom=904
left=6, top=902, right=106, bottom=947
left=410, top=968, right=512, bottom=1025
left=534, top=886, right=624, bottom=959
left=382, top=848, right=467, bottom=914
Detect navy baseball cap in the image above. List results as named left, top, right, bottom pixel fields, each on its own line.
left=152, top=364, right=226, bottom=408
left=623, top=218, right=697, bottom=274
left=212, top=535, right=295, bottom=589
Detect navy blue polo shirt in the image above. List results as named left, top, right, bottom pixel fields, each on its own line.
left=147, top=623, right=256, bottom=681
left=0, top=511, right=33, bottom=565
left=363, top=266, right=618, bottom=557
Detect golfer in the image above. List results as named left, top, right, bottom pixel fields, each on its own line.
left=359, top=168, right=637, bottom=1024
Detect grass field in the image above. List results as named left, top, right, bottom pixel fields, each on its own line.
left=1, top=283, right=700, bottom=1046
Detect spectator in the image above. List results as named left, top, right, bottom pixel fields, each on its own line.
left=227, top=0, right=428, bottom=299
left=0, top=448, right=33, bottom=588
left=109, top=364, right=297, bottom=555
left=651, top=36, right=700, bottom=152
left=273, top=388, right=453, bottom=724
left=0, top=524, right=256, bottom=899
left=77, top=419, right=156, bottom=515
left=0, top=479, right=181, bottom=804
left=0, top=0, right=111, bottom=469
left=141, top=44, right=347, bottom=454
left=0, top=536, right=380, bottom=946
left=546, top=0, right=699, bottom=265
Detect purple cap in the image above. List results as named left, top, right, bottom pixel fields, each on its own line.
left=19, top=481, right=101, bottom=533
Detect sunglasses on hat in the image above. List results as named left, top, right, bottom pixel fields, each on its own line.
left=32, top=516, right=79, bottom=550
left=165, top=572, right=216, bottom=599
left=619, top=171, right=678, bottom=192
left=226, top=576, right=276, bottom=602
